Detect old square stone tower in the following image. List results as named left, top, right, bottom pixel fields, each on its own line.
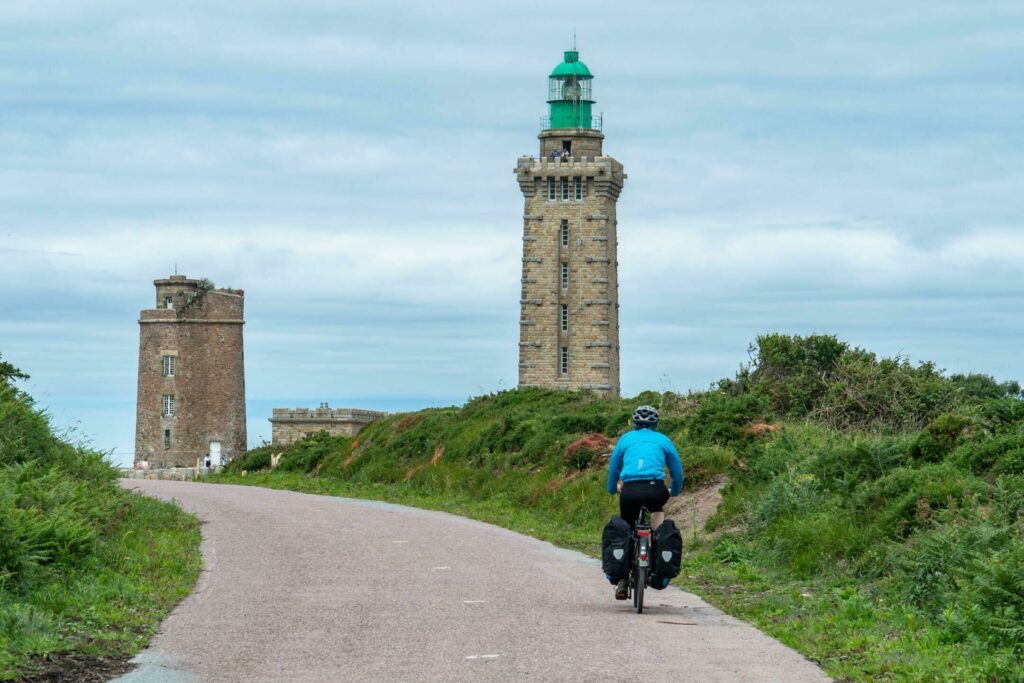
left=515, top=49, right=625, bottom=396
left=134, top=275, right=247, bottom=468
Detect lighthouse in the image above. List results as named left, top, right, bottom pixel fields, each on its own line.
left=515, top=49, right=626, bottom=395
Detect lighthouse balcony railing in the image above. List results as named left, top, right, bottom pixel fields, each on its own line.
left=539, top=114, right=602, bottom=131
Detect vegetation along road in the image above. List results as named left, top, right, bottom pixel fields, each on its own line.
left=116, top=479, right=827, bottom=682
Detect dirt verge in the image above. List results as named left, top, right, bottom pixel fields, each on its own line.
left=19, top=652, right=132, bottom=683
left=665, top=476, right=728, bottom=539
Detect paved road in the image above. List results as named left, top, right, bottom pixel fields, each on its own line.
left=116, top=480, right=828, bottom=683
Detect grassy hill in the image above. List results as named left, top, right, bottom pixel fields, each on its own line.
left=0, top=356, right=200, bottom=681
left=213, top=334, right=1024, bottom=681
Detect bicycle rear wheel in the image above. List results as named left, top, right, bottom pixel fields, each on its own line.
left=634, top=566, right=645, bottom=614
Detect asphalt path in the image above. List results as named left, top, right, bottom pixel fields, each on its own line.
left=115, top=480, right=828, bottom=683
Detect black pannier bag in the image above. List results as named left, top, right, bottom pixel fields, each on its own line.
left=601, top=515, right=631, bottom=582
left=649, top=519, right=683, bottom=590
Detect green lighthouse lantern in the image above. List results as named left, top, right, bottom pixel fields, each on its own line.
left=546, top=50, right=597, bottom=130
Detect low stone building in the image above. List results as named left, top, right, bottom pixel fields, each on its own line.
left=269, top=404, right=386, bottom=446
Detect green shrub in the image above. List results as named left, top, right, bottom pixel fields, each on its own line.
left=956, top=539, right=1024, bottom=649
left=948, top=373, right=1022, bottom=401
left=749, top=471, right=827, bottom=530
left=854, top=464, right=986, bottom=537
left=811, top=436, right=912, bottom=493
left=227, top=447, right=272, bottom=473
left=991, top=475, right=1024, bottom=524
left=815, top=355, right=956, bottom=431
left=275, top=432, right=347, bottom=472
left=950, top=434, right=1024, bottom=475
left=973, top=398, right=1024, bottom=435
left=892, top=514, right=1014, bottom=615
left=687, top=392, right=768, bottom=445
left=909, top=412, right=976, bottom=462
left=739, top=333, right=849, bottom=417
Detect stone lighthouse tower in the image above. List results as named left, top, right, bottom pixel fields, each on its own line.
left=515, top=49, right=625, bottom=396
left=134, top=275, right=247, bottom=468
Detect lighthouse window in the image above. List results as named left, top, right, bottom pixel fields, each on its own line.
left=547, top=178, right=556, bottom=201
left=560, top=347, right=569, bottom=374
left=561, top=177, right=569, bottom=200
left=162, top=395, right=176, bottom=417
left=561, top=304, right=569, bottom=331
left=561, top=219, right=569, bottom=247
left=574, top=176, right=583, bottom=200
left=561, top=262, right=569, bottom=289
left=164, top=296, right=174, bottom=309
left=164, top=429, right=172, bottom=448
left=162, top=355, right=176, bottom=377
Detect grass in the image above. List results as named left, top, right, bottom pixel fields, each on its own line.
left=0, top=355, right=202, bottom=681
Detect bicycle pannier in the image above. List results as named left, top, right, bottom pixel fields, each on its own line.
left=601, top=515, right=631, bottom=582
left=649, top=519, right=683, bottom=590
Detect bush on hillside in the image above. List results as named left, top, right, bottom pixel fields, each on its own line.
left=853, top=463, right=986, bottom=536
left=951, top=433, right=1024, bottom=476
left=274, top=431, right=348, bottom=472
left=729, top=334, right=1017, bottom=432
left=908, top=412, right=976, bottom=462
left=228, top=447, right=273, bottom=473
left=810, top=437, right=913, bottom=493
left=687, top=392, right=768, bottom=445
left=949, top=373, right=1023, bottom=402
left=736, top=333, right=849, bottom=417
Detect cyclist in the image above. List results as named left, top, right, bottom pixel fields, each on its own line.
left=606, top=405, right=684, bottom=599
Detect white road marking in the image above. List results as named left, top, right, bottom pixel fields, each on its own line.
left=462, top=600, right=486, bottom=604
left=465, top=654, right=500, bottom=660
left=392, top=540, right=408, bottom=544
left=433, top=566, right=450, bottom=570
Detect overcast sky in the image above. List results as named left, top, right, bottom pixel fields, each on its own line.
left=2, top=1, right=1022, bottom=465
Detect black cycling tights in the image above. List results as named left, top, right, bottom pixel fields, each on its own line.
left=619, top=479, right=670, bottom=527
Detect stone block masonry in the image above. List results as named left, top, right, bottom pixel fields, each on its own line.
left=516, top=129, right=625, bottom=396
left=270, top=405, right=387, bottom=446
left=134, top=275, right=247, bottom=468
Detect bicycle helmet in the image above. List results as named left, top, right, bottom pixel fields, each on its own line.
left=632, top=405, right=660, bottom=428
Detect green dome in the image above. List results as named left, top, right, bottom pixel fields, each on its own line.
left=549, top=50, right=592, bottom=79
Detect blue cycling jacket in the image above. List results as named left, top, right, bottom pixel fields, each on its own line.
left=606, top=428, right=684, bottom=496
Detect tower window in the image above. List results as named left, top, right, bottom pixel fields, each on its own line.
left=164, top=429, right=172, bottom=448
left=162, top=394, right=175, bottom=417
left=547, top=178, right=556, bottom=201
left=560, top=347, right=569, bottom=374
left=561, top=219, right=569, bottom=247
left=561, top=262, right=569, bottom=290
left=574, top=176, right=583, bottom=200
left=561, top=177, right=569, bottom=201
left=562, top=140, right=572, bottom=155
left=164, top=296, right=174, bottom=310
left=561, top=304, right=569, bottom=332
left=162, top=355, right=176, bottom=377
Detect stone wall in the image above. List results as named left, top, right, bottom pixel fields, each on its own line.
left=135, top=275, right=247, bottom=468
left=515, top=129, right=625, bottom=396
left=269, top=406, right=386, bottom=446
